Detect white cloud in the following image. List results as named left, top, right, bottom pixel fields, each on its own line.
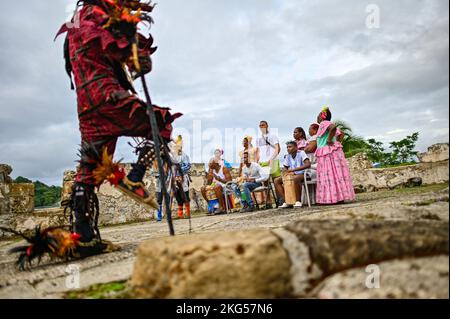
left=0, top=0, right=448, bottom=185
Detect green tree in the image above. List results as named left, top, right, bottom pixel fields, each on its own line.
left=334, top=120, right=369, bottom=157
left=389, top=132, right=420, bottom=164
left=14, top=177, right=62, bottom=207
left=366, top=138, right=385, bottom=163
left=13, top=176, right=32, bottom=183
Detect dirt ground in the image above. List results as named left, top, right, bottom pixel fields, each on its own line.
left=0, top=184, right=448, bottom=299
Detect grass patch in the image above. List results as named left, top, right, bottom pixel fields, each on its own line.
left=420, top=213, right=441, bottom=221
left=415, top=199, right=448, bottom=206
left=65, top=281, right=130, bottom=299
left=344, top=211, right=385, bottom=220
left=358, top=183, right=448, bottom=199
left=404, top=194, right=449, bottom=207
left=345, top=212, right=357, bottom=218
left=393, top=183, right=448, bottom=194
left=0, top=236, right=24, bottom=243
left=363, top=213, right=385, bottom=220
left=355, top=183, right=449, bottom=204
left=380, top=162, right=418, bottom=169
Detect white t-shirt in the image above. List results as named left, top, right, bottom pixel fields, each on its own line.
left=212, top=165, right=226, bottom=187
left=256, top=133, right=280, bottom=163
left=283, top=151, right=309, bottom=175
left=242, top=163, right=270, bottom=183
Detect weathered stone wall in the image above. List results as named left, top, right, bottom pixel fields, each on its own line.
left=349, top=143, right=449, bottom=193
left=60, top=166, right=154, bottom=226
left=60, top=163, right=213, bottom=226
left=0, top=164, right=35, bottom=215
left=418, top=143, right=449, bottom=163
left=0, top=165, right=12, bottom=215
left=13, top=207, right=66, bottom=234
left=9, top=184, right=35, bottom=214
left=1, top=163, right=224, bottom=239
left=0, top=164, right=36, bottom=238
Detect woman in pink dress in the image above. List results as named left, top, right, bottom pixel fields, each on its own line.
left=293, top=127, right=308, bottom=151
left=315, top=107, right=355, bottom=204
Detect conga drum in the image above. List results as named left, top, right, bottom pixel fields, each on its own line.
left=205, top=185, right=218, bottom=201
left=283, top=174, right=298, bottom=205
left=205, top=185, right=219, bottom=213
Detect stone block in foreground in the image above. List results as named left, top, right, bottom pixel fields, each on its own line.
left=130, top=229, right=292, bottom=299
left=313, top=255, right=449, bottom=299
left=130, top=219, right=449, bottom=299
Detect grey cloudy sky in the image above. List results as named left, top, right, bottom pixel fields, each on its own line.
left=0, top=0, right=448, bottom=186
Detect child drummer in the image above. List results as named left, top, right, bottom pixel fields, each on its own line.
left=274, top=141, right=311, bottom=209
left=201, top=158, right=233, bottom=215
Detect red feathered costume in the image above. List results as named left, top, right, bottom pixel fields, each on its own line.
left=1, top=2, right=181, bottom=269
left=57, top=3, right=181, bottom=186
left=55, top=1, right=181, bottom=244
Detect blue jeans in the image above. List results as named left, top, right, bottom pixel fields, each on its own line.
left=234, top=182, right=262, bottom=207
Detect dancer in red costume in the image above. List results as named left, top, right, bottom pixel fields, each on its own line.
left=3, top=1, right=180, bottom=269
left=55, top=0, right=181, bottom=248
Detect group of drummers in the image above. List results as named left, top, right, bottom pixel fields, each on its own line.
left=200, top=120, right=320, bottom=214
left=162, top=107, right=355, bottom=218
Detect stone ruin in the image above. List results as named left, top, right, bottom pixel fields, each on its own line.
left=1, top=143, right=449, bottom=238
left=348, top=143, right=449, bottom=193
left=60, top=163, right=241, bottom=226
left=0, top=162, right=241, bottom=238
left=61, top=164, right=213, bottom=225
left=0, top=164, right=34, bottom=216
left=0, top=165, right=36, bottom=237
left=418, top=143, right=450, bottom=163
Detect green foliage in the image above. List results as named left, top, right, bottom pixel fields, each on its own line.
left=14, top=177, right=62, bottom=208
left=381, top=162, right=418, bottom=168
left=13, top=176, right=32, bottom=183
left=334, top=120, right=369, bottom=157
left=388, top=132, right=420, bottom=165
left=366, top=139, right=385, bottom=163
left=334, top=121, right=420, bottom=168
left=65, top=281, right=128, bottom=299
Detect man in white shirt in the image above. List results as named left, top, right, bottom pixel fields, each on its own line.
left=235, top=152, right=270, bottom=212
left=256, top=121, right=281, bottom=208
left=275, top=141, right=311, bottom=209
left=256, top=121, right=281, bottom=167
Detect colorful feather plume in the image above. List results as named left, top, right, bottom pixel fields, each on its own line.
left=78, top=142, right=102, bottom=169
left=0, top=226, right=81, bottom=271
left=92, top=147, right=126, bottom=186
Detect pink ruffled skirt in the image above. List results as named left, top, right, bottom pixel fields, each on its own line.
left=315, top=143, right=356, bottom=204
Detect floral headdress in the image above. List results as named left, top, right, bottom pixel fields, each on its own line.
left=321, top=106, right=330, bottom=120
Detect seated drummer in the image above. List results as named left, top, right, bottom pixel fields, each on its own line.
left=235, top=151, right=270, bottom=213
left=201, top=158, right=232, bottom=214
left=274, top=141, right=311, bottom=209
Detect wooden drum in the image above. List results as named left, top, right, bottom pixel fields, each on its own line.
left=283, top=174, right=298, bottom=205
left=205, top=186, right=218, bottom=201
